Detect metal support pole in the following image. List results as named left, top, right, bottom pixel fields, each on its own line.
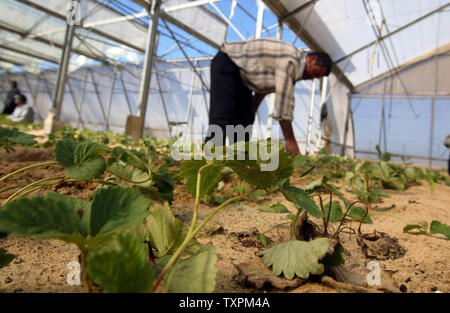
left=137, top=0, right=161, bottom=137
left=266, top=20, right=283, bottom=139
left=306, top=79, right=317, bottom=154
left=52, top=1, right=78, bottom=120
left=119, top=71, right=134, bottom=115
left=89, top=69, right=109, bottom=130
left=341, top=92, right=353, bottom=156
left=253, top=0, right=265, bottom=139
left=154, top=70, right=172, bottom=138
left=106, top=71, right=118, bottom=130
left=317, top=76, right=328, bottom=150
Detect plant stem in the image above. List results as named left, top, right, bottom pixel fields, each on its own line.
left=3, top=176, right=65, bottom=205
left=80, top=250, right=92, bottom=293
left=153, top=194, right=242, bottom=292
left=290, top=206, right=302, bottom=240
left=188, top=161, right=215, bottom=234
left=0, top=161, right=58, bottom=183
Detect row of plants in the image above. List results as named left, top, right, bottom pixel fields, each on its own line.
left=0, top=124, right=449, bottom=292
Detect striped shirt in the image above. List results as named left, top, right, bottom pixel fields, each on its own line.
left=221, top=38, right=306, bottom=121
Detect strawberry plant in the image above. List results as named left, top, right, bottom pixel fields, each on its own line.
left=0, top=126, right=37, bottom=152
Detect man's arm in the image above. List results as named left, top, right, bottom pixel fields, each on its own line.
left=279, top=120, right=300, bottom=157
left=252, top=92, right=266, bottom=114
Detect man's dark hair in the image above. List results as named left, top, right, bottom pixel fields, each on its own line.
left=14, top=94, right=27, bottom=103
left=307, top=52, right=332, bottom=76
left=10, top=81, right=17, bottom=87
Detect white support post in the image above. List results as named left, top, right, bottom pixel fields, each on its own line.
left=137, top=0, right=161, bottom=137
left=306, top=79, right=317, bottom=154
left=44, top=0, right=78, bottom=134
left=253, top=0, right=265, bottom=139
left=266, top=20, right=283, bottom=139
left=317, top=76, right=328, bottom=151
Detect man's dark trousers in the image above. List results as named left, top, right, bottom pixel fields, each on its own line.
left=205, top=51, right=254, bottom=146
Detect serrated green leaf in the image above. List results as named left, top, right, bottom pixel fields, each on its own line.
left=224, top=140, right=292, bottom=188
left=292, top=154, right=309, bottom=166
left=259, top=203, right=289, bottom=213
left=147, top=203, right=200, bottom=256
left=87, top=233, right=155, bottom=292
left=281, top=186, right=323, bottom=218
left=0, top=248, right=15, bottom=268
left=0, top=127, right=37, bottom=146
left=347, top=206, right=373, bottom=224
left=263, top=238, right=330, bottom=279
left=179, top=160, right=224, bottom=197
left=164, top=245, right=217, bottom=293
left=251, top=189, right=267, bottom=199
left=323, top=201, right=345, bottom=222
left=0, top=197, right=85, bottom=245
left=55, top=139, right=107, bottom=180
left=430, top=220, right=450, bottom=240
left=44, top=191, right=92, bottom=236
left=54, top=139, right=76, bottom=168
left=90, top=186, right=151, bottom=236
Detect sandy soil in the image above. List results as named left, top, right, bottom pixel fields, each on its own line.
left=0, top=147, right=449, bottom=293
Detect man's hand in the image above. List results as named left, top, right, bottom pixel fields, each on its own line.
left=285, top=139, right=300, bottom=157
left=279, top=120, right=300, bottom=157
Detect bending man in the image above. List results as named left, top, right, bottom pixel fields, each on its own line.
left=205, top=38, right=332, bottom=157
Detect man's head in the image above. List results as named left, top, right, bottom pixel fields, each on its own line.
left=10, top=81, right=17, bottom=88
left=303, top=52, right=332, bottom=80
left=14, top=94, right=26, bottom=106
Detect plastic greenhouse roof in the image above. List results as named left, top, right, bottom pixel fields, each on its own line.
left=262, top=0, right=450, bottom=91
left=0, top=0, right=448, bottom=94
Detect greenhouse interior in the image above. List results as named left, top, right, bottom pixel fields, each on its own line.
left=0, top=0, right=449, bottom=296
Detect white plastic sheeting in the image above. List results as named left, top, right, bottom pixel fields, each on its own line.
left=0, top=59, right=336, bottom=155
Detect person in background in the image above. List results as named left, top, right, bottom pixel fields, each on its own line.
left=2, top=81, right=21, bottom=115
left=7, top=94, right=34, bottom=123
left=204, top=38, right=332, bottom=157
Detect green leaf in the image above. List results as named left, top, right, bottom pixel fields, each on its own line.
left=44, top=192, right=92, bottom=236
left=90, top=186, right=151, bottom=236
left=344, top=171, right=355, bottom=187
left=179, top=160, right=224, bottom=198
left=251, top=189, right=267, bottom=199
left=164, top=245, right=217, bottom=293
left=0, top=248, right=15, bottom=268
left=403, top=223, right=428, bottom=236
left=281, top=186, right=323, bottom=218
left=292, top=154, right=309, bottom=166
left=256, top=234, right=273, bottom=247
left=0, top=197, right=85, bottom=245
left=430, top=220, right=450, bottom=240
left=323, top=201, right=345, bottom=222
left=263, top=238, right=330, bottom=279
left=224, top=140, right=292, bottom=187
left=54, top=139, right=76, bottom=168
left=259, top=203, right=289, bottom=213
left=87, top=233, right=156, bottom=292
left=321, top=242, right=344, bottom=267
left=0, top=127, right=37, bottom=146
left=305, top=177, right=324, bottom=191
left=347, top=206, right=373, bottom=224
left=147, top=203, right=200, bottom=256
left=55, top=139, right=107, bottom=180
